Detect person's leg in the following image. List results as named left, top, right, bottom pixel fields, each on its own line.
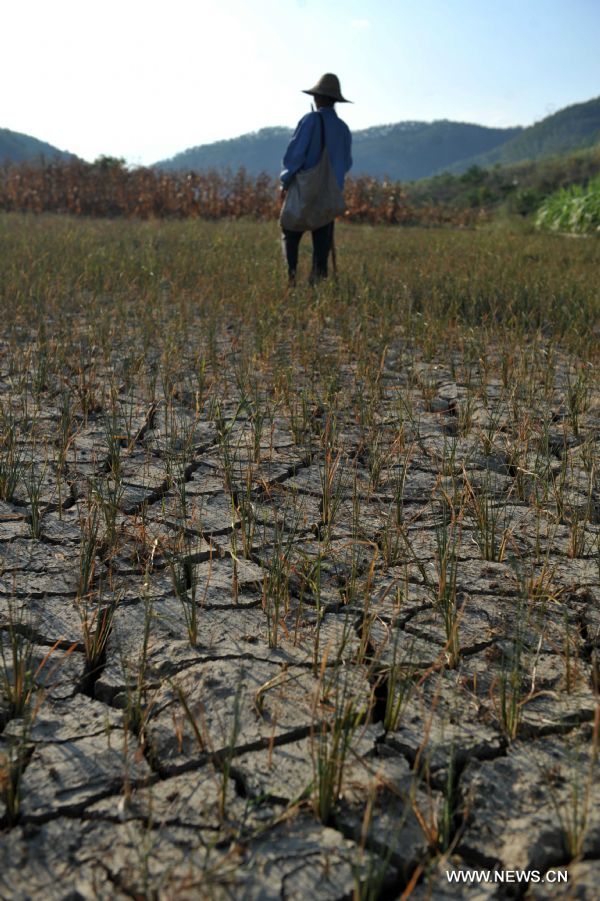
left=282, top=229, right=303, bottom=285
left=310, top=221, right=334, bottom=283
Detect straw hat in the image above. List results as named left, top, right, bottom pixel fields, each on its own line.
left=302, top=73, right=351, bottom=103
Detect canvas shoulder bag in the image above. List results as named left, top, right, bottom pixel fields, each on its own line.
left=280, top=112, right=346, bottom=232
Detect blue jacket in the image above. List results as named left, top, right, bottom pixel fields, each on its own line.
left=280, top=108, right=352, bottom=191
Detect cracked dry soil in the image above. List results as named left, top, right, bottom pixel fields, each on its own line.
left=1, top=315, right=599, bottom=899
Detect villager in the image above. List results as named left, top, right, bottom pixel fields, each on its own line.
left=280, top=73, right=353, bottom=286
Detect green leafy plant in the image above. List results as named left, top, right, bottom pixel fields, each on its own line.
left=536, top=174, right=600, bottom=235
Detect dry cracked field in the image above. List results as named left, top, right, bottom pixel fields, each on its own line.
left=0, top=215, right=599, bottom=899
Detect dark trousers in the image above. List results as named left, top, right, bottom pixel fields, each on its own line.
left=282, top=221, right=334, bottom=282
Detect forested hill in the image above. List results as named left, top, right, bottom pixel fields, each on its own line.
left=351, top=121, right=521, bottom=179
left=444, top=96, right=600, bottom=173
left=155, top=121, right=522, bottom=181
left=154, top=95, right=600, bottom=181
left=0, top=127, right=75, bottom=164
left=155, top=128, right=293, bottom=181
left=2, top=94, right=598, bottom=181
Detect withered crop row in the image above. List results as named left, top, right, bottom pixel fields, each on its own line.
left=0, top=159, right=485, bottom=226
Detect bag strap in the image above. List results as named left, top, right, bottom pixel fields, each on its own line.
left=317, top=111, right=326, bottom=152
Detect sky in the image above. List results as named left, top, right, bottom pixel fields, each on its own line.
left=2, top=0, right=599, bottom=166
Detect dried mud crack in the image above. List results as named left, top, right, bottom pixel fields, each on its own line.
left=1, top=216, right=599, bottom=898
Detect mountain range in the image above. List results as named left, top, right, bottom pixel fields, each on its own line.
left=156, top=121, right=523, bottom=182
left=1, top=96, right=599, bottom=183
left=154, top=96, right=600, bottom=182
left=154, top=96, right=600, bottom=181
left=0, top=127, right=74, bottom=165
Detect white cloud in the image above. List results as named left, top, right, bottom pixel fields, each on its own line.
left=350, top=18, right=370, bottom=29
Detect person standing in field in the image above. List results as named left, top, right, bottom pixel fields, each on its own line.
left=280, top=73, right=352, bottom=286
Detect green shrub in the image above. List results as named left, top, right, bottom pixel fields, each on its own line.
left=535, top=175, right=600, bottom=234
